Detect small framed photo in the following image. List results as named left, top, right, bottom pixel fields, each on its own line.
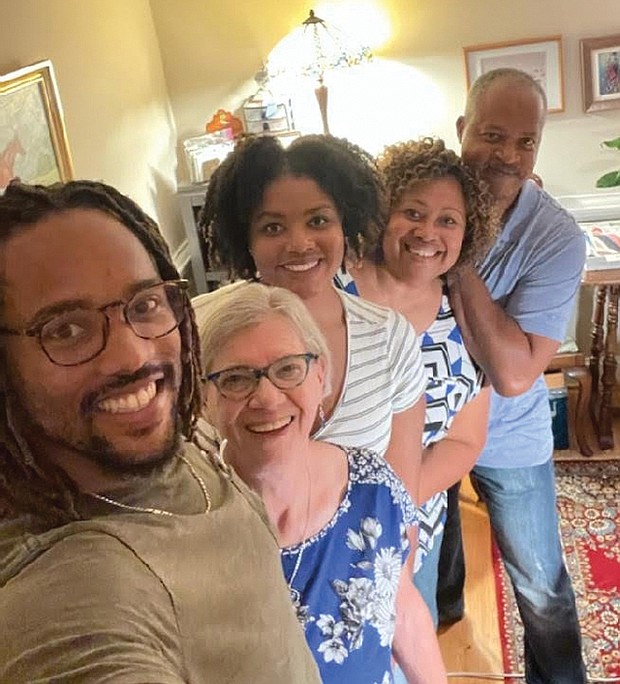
left=580, top=34, right=620, bottom=113
left=0, top=60, right=73, bottom=191
left=463, top=36, right=564, bottom=113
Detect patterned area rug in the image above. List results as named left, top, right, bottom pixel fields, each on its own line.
left=493, top=460, right=620, bottom=680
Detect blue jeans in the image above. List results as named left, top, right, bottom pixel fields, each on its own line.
left=392, top=527, right=443, bottom=684
left=412, top=527, right=443, bottom=628
left=471, top=460, right=587, bottom=684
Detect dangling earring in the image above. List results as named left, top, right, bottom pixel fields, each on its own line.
left=318, top=403, right=326, bottom=427
left=248, top=249, right=261, bottom=282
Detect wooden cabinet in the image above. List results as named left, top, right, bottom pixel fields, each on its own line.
left=557, top=192, right=620, bottom=451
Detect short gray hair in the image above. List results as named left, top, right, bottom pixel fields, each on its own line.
left=465, top=68, right=547, bottom=121
left=194, top=282, right=331, bottom=379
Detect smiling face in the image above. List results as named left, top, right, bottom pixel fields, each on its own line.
left=249, top=175, right=345, bottom=301
left=457, top=78, right=545, bottom=217
left=382, top=178, right=467, bottom=284
left=0, top=208, right=183, bottom=479
left=204, top=314, right=325, bottom=470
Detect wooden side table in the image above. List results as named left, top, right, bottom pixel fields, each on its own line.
left=583, top=267, right=620, bottom=450
left=546, top=352, right=593, bottom=456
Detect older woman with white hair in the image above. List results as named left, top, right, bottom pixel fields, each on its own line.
left=195, top=282, right=447, bottom=684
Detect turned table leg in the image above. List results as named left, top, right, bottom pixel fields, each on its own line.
left=589, top=285, right=606, bottom=405
left=564, top=366, right=594, bottom=457
left=599, top=285, right=619, bottom=450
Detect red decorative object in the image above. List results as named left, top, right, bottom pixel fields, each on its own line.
left=493, top=460, right=620, bottom=680
left=205, top=109, right=243, bottom=138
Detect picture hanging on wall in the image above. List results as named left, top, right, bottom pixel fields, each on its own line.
left=463, top=36, right=564, bottom=113
left=0, top=60, right=73, bottom=191
left=580, top=34, right=620, bottom=113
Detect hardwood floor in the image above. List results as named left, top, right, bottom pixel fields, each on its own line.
left=437, top=479, right=504, bottom=683
left=437, top=392, right=620, bottom=682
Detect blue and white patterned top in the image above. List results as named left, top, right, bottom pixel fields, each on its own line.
left=335, top=271, right=483, bottom=567
left=282, top=446, right=416, bottom=684
left=418, top=289, right=484, bottom=561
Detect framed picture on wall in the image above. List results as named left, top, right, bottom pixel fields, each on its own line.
left=580, top=34, right=620, bottom=113
left=0, top=60, right=73, bottom=191
left=463, top=36, right=564, bottom=113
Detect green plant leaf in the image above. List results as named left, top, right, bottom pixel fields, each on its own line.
left=596, top=170, right=620, bottom=188
left=602, top=137, right=620, bottom=149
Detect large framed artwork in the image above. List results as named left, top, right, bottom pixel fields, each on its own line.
left=0, top=60, right=73, bottom=190
left=463, top=36, right=564, bottom=113
left=580, top=34, right=620, bottom=113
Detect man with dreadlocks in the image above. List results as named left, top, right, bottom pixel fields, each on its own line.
left=0, top=180, right=320, bottom=683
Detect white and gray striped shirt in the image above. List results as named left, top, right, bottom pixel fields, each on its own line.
left=313, top=290, right=426, bottom=457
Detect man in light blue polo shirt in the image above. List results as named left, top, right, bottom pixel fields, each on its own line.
left=447, top=68, right=587, bottom=683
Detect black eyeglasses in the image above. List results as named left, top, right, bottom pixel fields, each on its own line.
left=0, top=279, right=188, bottom=367
left=205, top=352, right=319, bottom=400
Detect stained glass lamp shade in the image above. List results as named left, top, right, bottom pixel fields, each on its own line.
left=266, top=9, right=372, bottom=134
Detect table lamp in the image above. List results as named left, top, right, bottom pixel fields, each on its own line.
left=266, top=9, right=372, bottom=135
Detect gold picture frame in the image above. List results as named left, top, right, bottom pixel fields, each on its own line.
left=580, top=34, right=620, bottom=113
left=463, top=36, right=564, bottom=113
left=0, top=60, right=73, bottom=190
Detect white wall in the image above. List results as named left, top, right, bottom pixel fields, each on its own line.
left=149, top=0, right=619, bottom=346
left=0, top=0, right=185, bottom=252
left=2, top=1, right=618, bottom=260
left=152, top=0, right=620, bottom=198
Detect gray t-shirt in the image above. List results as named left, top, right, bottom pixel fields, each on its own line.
left=0, top=444, right=321, bottom=684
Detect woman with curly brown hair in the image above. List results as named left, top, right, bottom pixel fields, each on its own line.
left=336, top=137, right=499, bottom=634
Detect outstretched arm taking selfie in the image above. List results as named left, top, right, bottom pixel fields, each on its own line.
left=1, top=535, right=186, bottom=684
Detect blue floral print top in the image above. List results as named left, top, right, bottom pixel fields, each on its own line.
left=281, top=446, right=417, bottom=684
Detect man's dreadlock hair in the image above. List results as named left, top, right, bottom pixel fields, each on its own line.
left=198, top=134, right=386, bottom=279
left=0, top=179, right=202, bottom=525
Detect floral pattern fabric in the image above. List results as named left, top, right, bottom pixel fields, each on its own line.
left=281, top=447, right=416, bottom=684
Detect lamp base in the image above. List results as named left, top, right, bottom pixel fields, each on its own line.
left=315, top=83, right=329, bottom=135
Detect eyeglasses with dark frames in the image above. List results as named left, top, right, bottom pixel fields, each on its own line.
left=205, top=352, right=319, bottom=400
left=0, top=279, right=188, bottom=367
